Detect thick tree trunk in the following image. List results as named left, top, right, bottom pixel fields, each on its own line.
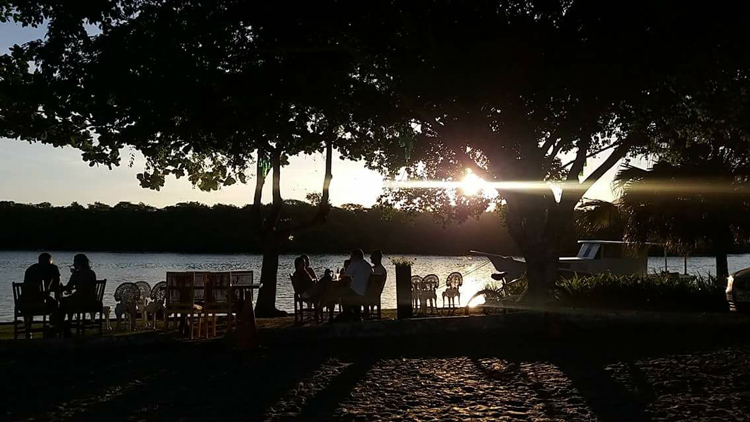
left=254, top=149, right=286, bottom=317
left=503, top=192, right=571, bottom=307
left=255, top=238, right=285, bottom=317
left=522, top=247, right=559, bottom=306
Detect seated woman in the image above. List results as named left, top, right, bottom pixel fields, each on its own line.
left=59, top=254, right=97, bottom=331
left=301, top=254, right=318, bottom=280
left=292, top=256, right=320, bottom=301
left=339, top=259, right=351, bottom=279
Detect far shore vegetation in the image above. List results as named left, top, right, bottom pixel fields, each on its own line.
left=4, top=200, right=750, bottom=259
left=0, top=200, right=518, bottom=256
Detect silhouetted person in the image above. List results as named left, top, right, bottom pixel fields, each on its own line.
left=60, top=254, right=97, bottom=335
left=24, top=253, right=61, bottom=295
left=20, top=253, right=60, bottom=337
left=368, top=250, right=387, bottom=317
left=344, top=249, right=372, bottom=296
left=370, top=250, right=387, bottom=282
left=292, top=256, right=316, bottom=298
left=301, top=254, right=318, bottom=280
left=338, top=249, right=373, bottom=320
left=340, top=259, right=351, bottom=278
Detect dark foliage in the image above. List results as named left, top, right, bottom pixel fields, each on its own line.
left=0, top=201, right=518, bottom=255
left=556, top=273, right=728, bottom=313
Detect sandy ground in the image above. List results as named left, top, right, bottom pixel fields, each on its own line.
left=2, top=315, right=750, bottom=422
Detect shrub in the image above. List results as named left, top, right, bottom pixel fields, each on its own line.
left=556, top=273, right=728, bottom=313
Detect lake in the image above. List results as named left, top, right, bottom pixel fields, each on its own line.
left=1, top=251, right=747, bottom=322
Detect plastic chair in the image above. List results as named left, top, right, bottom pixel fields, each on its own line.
left=411, top=275, right=423, bottom=310
left=442, top=272, right=463, bottom=308
left=134, top=281, right=152, bottom=328
left=144, top=281, right=166, bottom=329
left=422, top=274, right=439, bottom=313
left=114, top=282, right=141, bottom=331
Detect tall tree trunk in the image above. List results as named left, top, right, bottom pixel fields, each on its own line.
left=255, top=236, right=283, bottom=317
left=254, top=148, right=286, bottom=317
left=523, top=245, right=560, bottom=306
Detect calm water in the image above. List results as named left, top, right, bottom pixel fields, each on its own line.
left=2, top=251, right=747, bottom=322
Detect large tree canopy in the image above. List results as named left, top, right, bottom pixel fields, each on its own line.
left=0, top=1, right=392, bottom=315
left=2, top=1, right=749, bottom=304
left=320, top=1, right=750, bottom=300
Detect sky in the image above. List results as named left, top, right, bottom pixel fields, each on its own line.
left=0, top=22, right=619, bottom=208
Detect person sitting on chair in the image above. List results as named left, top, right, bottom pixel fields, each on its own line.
left=370, top=250, right=388, bottom=282
left=292, top=256, right=322, bottom=301
left=59, top=254, right=97, bottom=334
left=338, top=249, right=373, bottom=320
left=339, top=259, right=351, bottom=278
left=21, top=253, right=60, bottom=336
left=301, top=254, right=318, bottom=280
left=24, top=252, right=61, bottom=296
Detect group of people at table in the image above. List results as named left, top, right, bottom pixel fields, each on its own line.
left=20, top=252, right=98, bottom=337
left=292, top=249, right=387, bottom=321
left=18, top=249, right=386, bottom=336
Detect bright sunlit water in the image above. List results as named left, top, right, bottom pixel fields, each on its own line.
left=1, top=251, right=747, bottom=321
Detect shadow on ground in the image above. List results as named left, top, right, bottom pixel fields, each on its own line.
left=2, top=316, right=750, bottom=421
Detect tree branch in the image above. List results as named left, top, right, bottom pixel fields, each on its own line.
left=565, top=134, right=641, bottom=205
left=548, top=139, right=565, bottom=161
left=291, top=134, right=335, bottom=233
left=561, top=140, right=623, bottom=169
left=567, top=139, right=590, bottom=183
left=263, top=147, right=283, bottom=234
left=540, top=137, right=558, bottom=158
left=250, top=148, right=266, bottom=234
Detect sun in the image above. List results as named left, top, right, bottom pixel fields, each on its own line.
left=460, top=171, right=486, bottom=196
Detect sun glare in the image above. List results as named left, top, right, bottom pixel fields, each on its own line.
left=460, top=171, right=486, bottom=195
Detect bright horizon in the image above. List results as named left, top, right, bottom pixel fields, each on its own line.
left=0, top=22, right=620, bottom=209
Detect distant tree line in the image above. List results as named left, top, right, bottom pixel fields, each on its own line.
left=0, top=201, right=522, bottom=256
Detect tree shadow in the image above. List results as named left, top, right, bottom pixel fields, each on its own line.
left=551, top=355, right=653, bottom=422
left=296, top=355, right=377, bottom=421
left=1, top=343, right=334, bottom=422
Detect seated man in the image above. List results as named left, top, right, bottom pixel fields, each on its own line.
left=24, top=252, right=61, bottom=295
left=339, top=249, right=373, bottom=319
left=21, top=253, right=60, bottom=334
